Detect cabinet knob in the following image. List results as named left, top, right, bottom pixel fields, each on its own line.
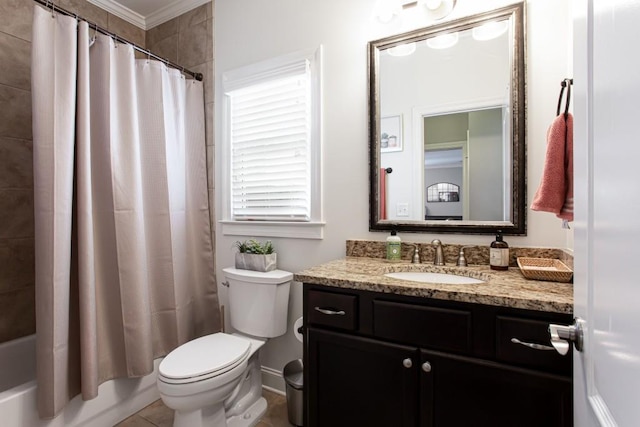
left=422, top=361, right=432, bottom=373
left=402, top=358, right=413, bottom=368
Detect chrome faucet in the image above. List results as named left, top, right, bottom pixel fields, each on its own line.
left=431, top=239, right=445, bottom=265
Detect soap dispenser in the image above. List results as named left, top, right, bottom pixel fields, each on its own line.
left=490, top=232, right=509, bottom=271
left=386, top=230, right=402, bottom=262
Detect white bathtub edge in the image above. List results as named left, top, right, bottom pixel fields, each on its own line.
left=6, top=359, right=162, bottom=427
left=75, top=359, right=162, bottom=427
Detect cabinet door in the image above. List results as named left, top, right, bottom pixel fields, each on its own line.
left=420, top=350, right=572, bottom=427
left=307, top=328, right=419, bottom=427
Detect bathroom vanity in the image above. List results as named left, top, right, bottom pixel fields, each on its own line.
left=296, top=257, right=574, bottom=427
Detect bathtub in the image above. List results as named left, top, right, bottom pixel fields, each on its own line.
left=0, top=335, right=162, bottom=427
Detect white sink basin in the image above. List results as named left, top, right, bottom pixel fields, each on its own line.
left=384, top=271, right=484, bottom=285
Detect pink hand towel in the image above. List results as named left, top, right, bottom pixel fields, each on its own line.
left=379, top=168, right=387, bottom=220
left=531, top=113, right=573, bottom=221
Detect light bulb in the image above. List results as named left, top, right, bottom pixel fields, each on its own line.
left=421, top=0, right=456, bottom=20
left=426, top=32, right=459, bottom=49
left=424, top=0, right=443, bottom=11
left=387, top=43, right=417, bottom=57
left=472, top=20, right=509, bottom=41
left=374, top=0, right=401, bottom=24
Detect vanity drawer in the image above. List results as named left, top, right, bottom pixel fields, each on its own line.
left=373, top=300, right=472, bottom=354
left=496, top=315, right=571, bottom=375
left=307, top=289, right=358, bottom=331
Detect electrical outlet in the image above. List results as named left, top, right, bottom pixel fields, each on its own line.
left=397, top=203, right=409, bottom=217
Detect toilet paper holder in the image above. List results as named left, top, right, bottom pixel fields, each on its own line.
left=293, top=317, right=304, bottom=343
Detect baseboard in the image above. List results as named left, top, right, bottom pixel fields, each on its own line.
left=262, top=384, right=286, bottom=396
left=261, top=366, right=286, bottom=394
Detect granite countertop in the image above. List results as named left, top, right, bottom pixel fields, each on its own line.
left=294, top=257, right=573, bottom=314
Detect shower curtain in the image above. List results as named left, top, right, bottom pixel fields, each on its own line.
left=31, top=5, right=220, bottom=419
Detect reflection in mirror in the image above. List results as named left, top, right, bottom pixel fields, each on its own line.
left=424, top=109, right=507, bottom=221
left=427, top=182, right=460, bottom=201
left=369, top=2, right=525, bottom=235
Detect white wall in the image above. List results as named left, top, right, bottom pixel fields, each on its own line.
left=214, top=0, right=573, bottom=391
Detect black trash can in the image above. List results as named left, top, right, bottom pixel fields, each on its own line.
left=283, top=359, right=304, bottom=426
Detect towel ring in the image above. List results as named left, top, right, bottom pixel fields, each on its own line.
left=556, top=78, right=573, bottom=118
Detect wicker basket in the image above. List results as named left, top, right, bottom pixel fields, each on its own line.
left=516, top=257, right=573, bottom=283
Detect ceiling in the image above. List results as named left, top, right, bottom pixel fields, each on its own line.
left=88, top=0, right=210, bottom=30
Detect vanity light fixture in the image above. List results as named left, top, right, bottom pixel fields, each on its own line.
left=421, top=0, right=456, bottom=20
left=387, top=42, right=417, bottom=56
left=472, top=20, right=509, bottom=41
left=373, top=0, right=403, bottom=24
left=375, top=0, right=450, bottom=25
left=426, top=32, right=459, bottom=49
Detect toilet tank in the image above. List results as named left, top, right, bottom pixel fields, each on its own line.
left=223, top=267, right=292, bottom=338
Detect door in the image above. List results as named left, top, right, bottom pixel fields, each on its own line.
left=307, top=328, right=419, bottom=427
left=420, top=350, right=572, bottom=427
left=573, top=0, right=640, bottom=425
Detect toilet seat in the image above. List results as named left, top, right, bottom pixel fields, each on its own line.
left=158, top=333, right=251, bottom=385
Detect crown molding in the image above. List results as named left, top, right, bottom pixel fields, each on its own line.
left=87, top=0, right=146, bottom=29
left=146, top=0, right=211, bottom=29
left=87, top=0, right=211, bottom=30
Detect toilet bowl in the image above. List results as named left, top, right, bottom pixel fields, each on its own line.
left=157, top=268, right=292, bottom=427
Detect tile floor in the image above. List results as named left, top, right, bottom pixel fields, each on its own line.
left=115, top=389, right=294, bottom=427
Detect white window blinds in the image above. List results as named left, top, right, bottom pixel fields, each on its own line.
left=228, top=61, right=311, bottom=221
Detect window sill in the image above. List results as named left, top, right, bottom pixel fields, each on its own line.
left=220, top=220, right=325, bottom=240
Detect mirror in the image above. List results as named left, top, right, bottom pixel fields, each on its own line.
left=369, top=3, right=525, bottom=235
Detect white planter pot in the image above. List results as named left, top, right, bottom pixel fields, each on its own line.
left=235, top=253, right=277, bottom=272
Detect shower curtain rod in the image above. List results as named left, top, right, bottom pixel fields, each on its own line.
left=32, top=0, right=204, bottom=81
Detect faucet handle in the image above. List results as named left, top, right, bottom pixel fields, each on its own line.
left=456, top=245, right=474, bottom=267
left=411, top=245, right=421, bottom=264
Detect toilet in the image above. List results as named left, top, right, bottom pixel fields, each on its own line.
left=157, top=267, right=292, bottom=427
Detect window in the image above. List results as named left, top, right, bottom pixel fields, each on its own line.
left=221, top=48, right=323, bottom=239
left=427, top=183, right=460, bottom=202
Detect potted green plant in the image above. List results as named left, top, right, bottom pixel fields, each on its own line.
left=234, top=239, right=277, bottom=272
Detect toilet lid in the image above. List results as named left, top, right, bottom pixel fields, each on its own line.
left=223, top=267, right=293, bottom=284
left=159, top=333, right=251, bottom=381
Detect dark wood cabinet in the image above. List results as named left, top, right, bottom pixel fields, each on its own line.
left=304, top=284, right=573, bottom=427
left=308, top=328, right=419, bottom=427
left=420, top=350, right=572, bottom=427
